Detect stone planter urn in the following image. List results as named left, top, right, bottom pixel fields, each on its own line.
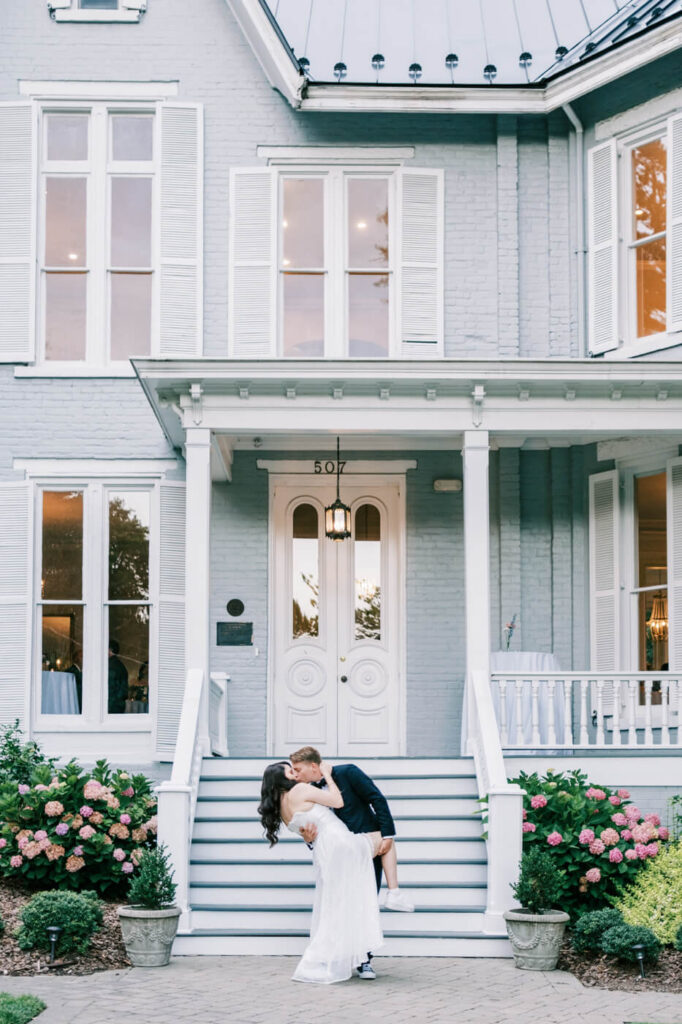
left=503, top=908, right=570, bottom=970
left=118, top=906, right=181, bottom=967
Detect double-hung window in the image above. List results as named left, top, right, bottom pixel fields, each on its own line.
left=230, top=161, right=443, bottom=359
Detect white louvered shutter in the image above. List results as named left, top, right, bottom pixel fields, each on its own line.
left=667, top=457, right=682, bottom=672
left=0, top=483, right=32, bottom=727
left=228, top=168, right=276, bottom=356
left=155, top=482, right=186, bottom=759
left=589, top=470, right=620, bottom=673
left=0, top=103, right=35, bottom=363
left=398, top=168, right=444, bottom=357
left=159, top=103, right=203, bottom=356
left=668, top=114, right=682, bottom=334
left=587, top=140, right=619, bottom=355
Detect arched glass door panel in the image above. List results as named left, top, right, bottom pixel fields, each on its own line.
left=292, top=503, right=319, bottom=640
left=354, top=503, right=381, bottom=641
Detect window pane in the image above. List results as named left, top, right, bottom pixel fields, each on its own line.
left=111, top=116, right=153, bottom=161
left=41, top=606, right=84, bottom=715
left=355, top=504, right=381, bottom=641
left=46, top=114, right=88, bottom=161
left=80, top=0, right=118, bottom=8
left=109, top=491, right=150, bottom=600
left=348, top=273, right=389, bottom=357
left=636, top=472, right=668, bottom=675
left=283, top=273, right=324, bottom=357
left=282, top=178, right=324, bottom=268
left=632, top=137, right=667, bottom=240
left=108, top=607, right=149, bottom=714
left=111, top=177, right=152, bottom=267
left=45, top=273, right=87, bottom=360
left=110, top=273, right=152, bottom=359
left=293, top=504, right=319, bottom=639
left=636, top=238, right=666, bottom=338
left=347, top=178, right=388, bottom=268
left=42, top=491, right=83, bottom=600
left=45, top=177, right=87, bottom=267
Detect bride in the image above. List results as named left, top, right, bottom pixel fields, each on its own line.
left=258, top=760, right=383, bottom=984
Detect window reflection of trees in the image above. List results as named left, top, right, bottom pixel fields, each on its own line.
left=355, top=504, right=381, bottom=641
left=631, top=138, right=667, bottom=336
left=292, top=504, right=319, bottom=640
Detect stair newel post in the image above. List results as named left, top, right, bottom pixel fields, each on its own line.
left=157, top=781, right=193, bottom=930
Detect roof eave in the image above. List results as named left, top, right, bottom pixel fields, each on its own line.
left=223, top=0, right=305, bottom=107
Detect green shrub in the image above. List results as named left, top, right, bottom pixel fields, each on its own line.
left=675, top=922, right=682, bottom=952
left=127, top=845, right=176, bottom=909
left=571, top=908, right=624, bottom=953
left=0, top=723, right=55, bottom=786
left=0, top=753, right=157, bottom=896
left=512, top=847, right=564, bottom=914
left=615, top=841, right=682, bottom=944
left=601, top=923, right=661, bottom=963
left=16, top=890, right=103, bottom=955
left=0, top=914, right=4, bottom=935
left=0, top=993, right=46, bottom=1024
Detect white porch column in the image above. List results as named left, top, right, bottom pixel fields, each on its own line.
left=184, top=426, right=212, bottom=752
left=463, top=430, right=491, bottom=685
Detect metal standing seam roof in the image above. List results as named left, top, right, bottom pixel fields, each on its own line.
left=263, top=0, right=682, bottom=87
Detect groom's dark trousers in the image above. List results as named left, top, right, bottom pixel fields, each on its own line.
left=321, top=765, right=396, bottom=891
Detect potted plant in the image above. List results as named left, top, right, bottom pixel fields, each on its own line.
left=504, top=847, right=570, bottom=970
left=118, top=844, right=180, bottom=967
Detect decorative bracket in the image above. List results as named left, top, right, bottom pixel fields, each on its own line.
left=190, top=383, right=203, bottom=425
left=472, top=384, right=486, bottom=427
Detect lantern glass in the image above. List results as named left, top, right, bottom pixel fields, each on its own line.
left=325, top=499, right=351, bottom=541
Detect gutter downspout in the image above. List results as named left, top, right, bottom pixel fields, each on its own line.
left=562, top=102, right=587, bottom=358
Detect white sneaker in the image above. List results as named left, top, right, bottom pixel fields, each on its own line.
left=383, top=889, right=414, bottom=913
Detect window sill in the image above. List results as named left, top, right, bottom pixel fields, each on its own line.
left=34, top=716, right=151, bottom=731
left=605, top=330, right=682, bottom=360
left=51, top=10, right=143, bottom=23
left=14, top=364, right=137, bottom=378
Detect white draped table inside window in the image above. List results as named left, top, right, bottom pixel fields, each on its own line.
left=41, top=671, right=79, bottom=715
left=491, top=651, right=565, bottom=745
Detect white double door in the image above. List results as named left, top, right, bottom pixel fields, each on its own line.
left=270, top=477, right=404, bottom=757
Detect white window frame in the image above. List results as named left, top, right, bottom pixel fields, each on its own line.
left=48, top=1, right=146, bottom=24
left=37, top=101, right=159, bottom=372
left=276, top=165, right=397, bottom=358
left=32, top=477, right=159, bottom=732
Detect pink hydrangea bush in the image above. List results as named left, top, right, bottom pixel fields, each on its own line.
left=510, top=768, right=670, bottom=916
left=0, top=755, right=157, bottom=894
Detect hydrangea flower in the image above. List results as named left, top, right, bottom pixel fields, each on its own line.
left=55, top=823, right=69, bottom=837
left=585, top=788, right=606, bottom=800
left=589, top=839, right=605, bottom=855
left=659, top=827, right=670, bottom=841
left=65, top=855, right=85, bottom=872
left=635, top=843, right=648, bottom=860
left=578, top=829, right=595, bottom=845
left=113, top=847, right=126, bottom=862
left=89, top=811, right=104, bottom=825
left=80, top=805, right=93, bottom=818
left=625, top=805, right=640, bottom=821
left=34, top=830, right=47, bottom=842
left=121, top=787, right=134, bottom=798
left=17, top=837, right=29, bottom=850
left=609, top=847, right=623, bottom=863
left=585, top=868, right=601, bottom=883
left=530, top=795, right=547, bottom=810
left=45, top=844, right=65, bottom=862
left=79, top=825, right=95, bottom=840
left=17, top=784, right=30, bottom=795
left=617, top=789, right=631, bottom=800
left=600, top=828, right=620, bottom=847
left=611, top=813, right=628, bottom=827
left=121, top=862, right=133, bottom=874
left=10, top=855, right=23, bottom=868
left=44, top=801, right=64, bottom=817
left=546, top=831, right=563, bottom=846
left=522, top=822, right=536, bottom=833
left=645, top=842, right=659, bottom=857
left=644, top=813, right=661, bottom=827
left=73, top=845, right=84, bottom=857
left=83, top=780, right=105, bottom=801
left=109, top=822, right=130, bottom=840
left=0, top=838, right=6, bottom=849
left=119, top=813, right=131, bottom=825
left=608, top=795, right=621, bottom=806
left=625, top=848, right=638, bottom=860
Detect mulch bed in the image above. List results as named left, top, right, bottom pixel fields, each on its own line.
left=558, top=937, right=682, bottom=993
left=0, top=882, right=130, bottom=976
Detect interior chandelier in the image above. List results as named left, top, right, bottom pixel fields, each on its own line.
left=324, top=437, right=351, bottom=542
left=647, top=593, right=668, bottom=641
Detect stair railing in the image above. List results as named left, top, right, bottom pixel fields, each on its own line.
left=467, top=669, right=524, bottom=931
left=157, top=668, right=205, bottom=932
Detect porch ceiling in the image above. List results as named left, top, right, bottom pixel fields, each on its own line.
left=132, top=358, right=682, bottom=460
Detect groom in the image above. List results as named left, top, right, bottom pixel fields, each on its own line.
left=290, top=746, right=413, bottom=980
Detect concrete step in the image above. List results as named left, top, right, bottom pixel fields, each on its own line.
left=189, top=858, right=487, bottom=885
left=198, top=776, right=478, bottom=798
left=188, top=882, right=487, bottom=908
left=190, top=837, right=486, bottom=862
left=189, top=906, right=487, bottom=932
left=173, top=930, right=511, bottom=957
left=200, top=757, right=476, bottom=778
left=193, top=815, right=484, bottom=841
left=195, top=794, right=482, bottom=818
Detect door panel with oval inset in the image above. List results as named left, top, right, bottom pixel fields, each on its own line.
left=271, top=479, right=403, bottom=757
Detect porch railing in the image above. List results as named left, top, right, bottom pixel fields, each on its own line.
left=209, top=672, right=230, bottom=756
left=491, top=672, right=682, bottom=749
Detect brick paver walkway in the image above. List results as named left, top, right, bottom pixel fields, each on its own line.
left=2, top=957, right=681, bottom=1024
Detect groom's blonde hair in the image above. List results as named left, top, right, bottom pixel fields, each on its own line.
left=290, top=746, right=321, bottom=765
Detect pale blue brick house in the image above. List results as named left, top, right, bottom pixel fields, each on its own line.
left=1, top=0, right=681, bottom=954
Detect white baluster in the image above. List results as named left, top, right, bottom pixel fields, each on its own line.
left=579, top=679, right=589, bottom=746
left=547, top=679, right=557, bottom=746
left=563, top=678, right=572, bottom=746
left=531, top=680, right=540, bottom=746
left=515, top=679, right=524, bottom=746
left=595, top=680, right=605, bottom=746
left=611, top=678, right=621, bottom=747
left=499, top=679, right=508, bottom=746
left=661, top=677, right=670, bottom=747
left=644, top=678, right=653, bottom=745
left=627, top=679, right=638, bottom=746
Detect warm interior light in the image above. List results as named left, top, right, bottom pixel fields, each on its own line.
left=282, top=219, right=289, bottom=228
left=282, top=258, right=291, bottom=266
left=635, top=208, right=645, bottom=217
left=647, top=593, right=668, bottom=641
left=356, top=220, right=367, bottom=230
left=68, top=253, right=78, bottom=260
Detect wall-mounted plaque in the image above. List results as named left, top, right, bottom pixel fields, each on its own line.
left=217, top=622, right=253, bottom=646
left=226, top=599, right=245, bottom=617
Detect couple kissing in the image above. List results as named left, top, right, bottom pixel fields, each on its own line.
left=258, top=746, right=414, bottom=984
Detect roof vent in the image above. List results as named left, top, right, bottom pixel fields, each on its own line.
left=333, top=61, right=347, bottom=81
left=519, top=51, right=533, bottom=68
left=648, top=5, right=663, bottom=20
left=409, top=62, right=423, bottom=82
left=627, top=14, right=639, bottom=27
left=483, top=63, right=497, bottom=83
left=583, top=41, right=596, bottom=55
left=555, top=45, right=568, bottom=60
left=445, top=52, right=459, bottom=70
left=298, top=56, right=310, bottom=75
left=371, top=53, right=385, bottom=71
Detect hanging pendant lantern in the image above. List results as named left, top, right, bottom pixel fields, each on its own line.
left=647, top=593, right=668, bottom=641
left=325, top=437, right=351, bottom=542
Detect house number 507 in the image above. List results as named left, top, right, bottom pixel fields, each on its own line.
left=314, top=460, right=346, bottom=474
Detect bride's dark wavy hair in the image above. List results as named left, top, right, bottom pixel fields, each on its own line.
left=258, top=761, right=298, bottom=846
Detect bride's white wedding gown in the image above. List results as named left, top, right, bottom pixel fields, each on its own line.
left=285, top=803, right=383, bottom=984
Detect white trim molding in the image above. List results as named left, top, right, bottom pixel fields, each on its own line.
left=19, top=80, right=178, bottom=100
left=257, top=459, right=417, bottom=474
left=48, top=1, right=147, bottom=23
left=14, top=458, right=179, bottom=479
left=257, top=146, right=415, bottom=165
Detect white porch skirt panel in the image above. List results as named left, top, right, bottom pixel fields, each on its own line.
left=0, top=482, right=32, bottom=727
left=155, top=482, right=186, bottom=758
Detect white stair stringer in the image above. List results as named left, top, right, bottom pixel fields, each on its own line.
left=174, top=757, right=511, bottom=958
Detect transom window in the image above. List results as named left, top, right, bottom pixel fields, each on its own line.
left=628, top=134, right=667, bottom=342
left=279, top=170, right=392, bottom=358
left=40, top=106, right=155, bottom=363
